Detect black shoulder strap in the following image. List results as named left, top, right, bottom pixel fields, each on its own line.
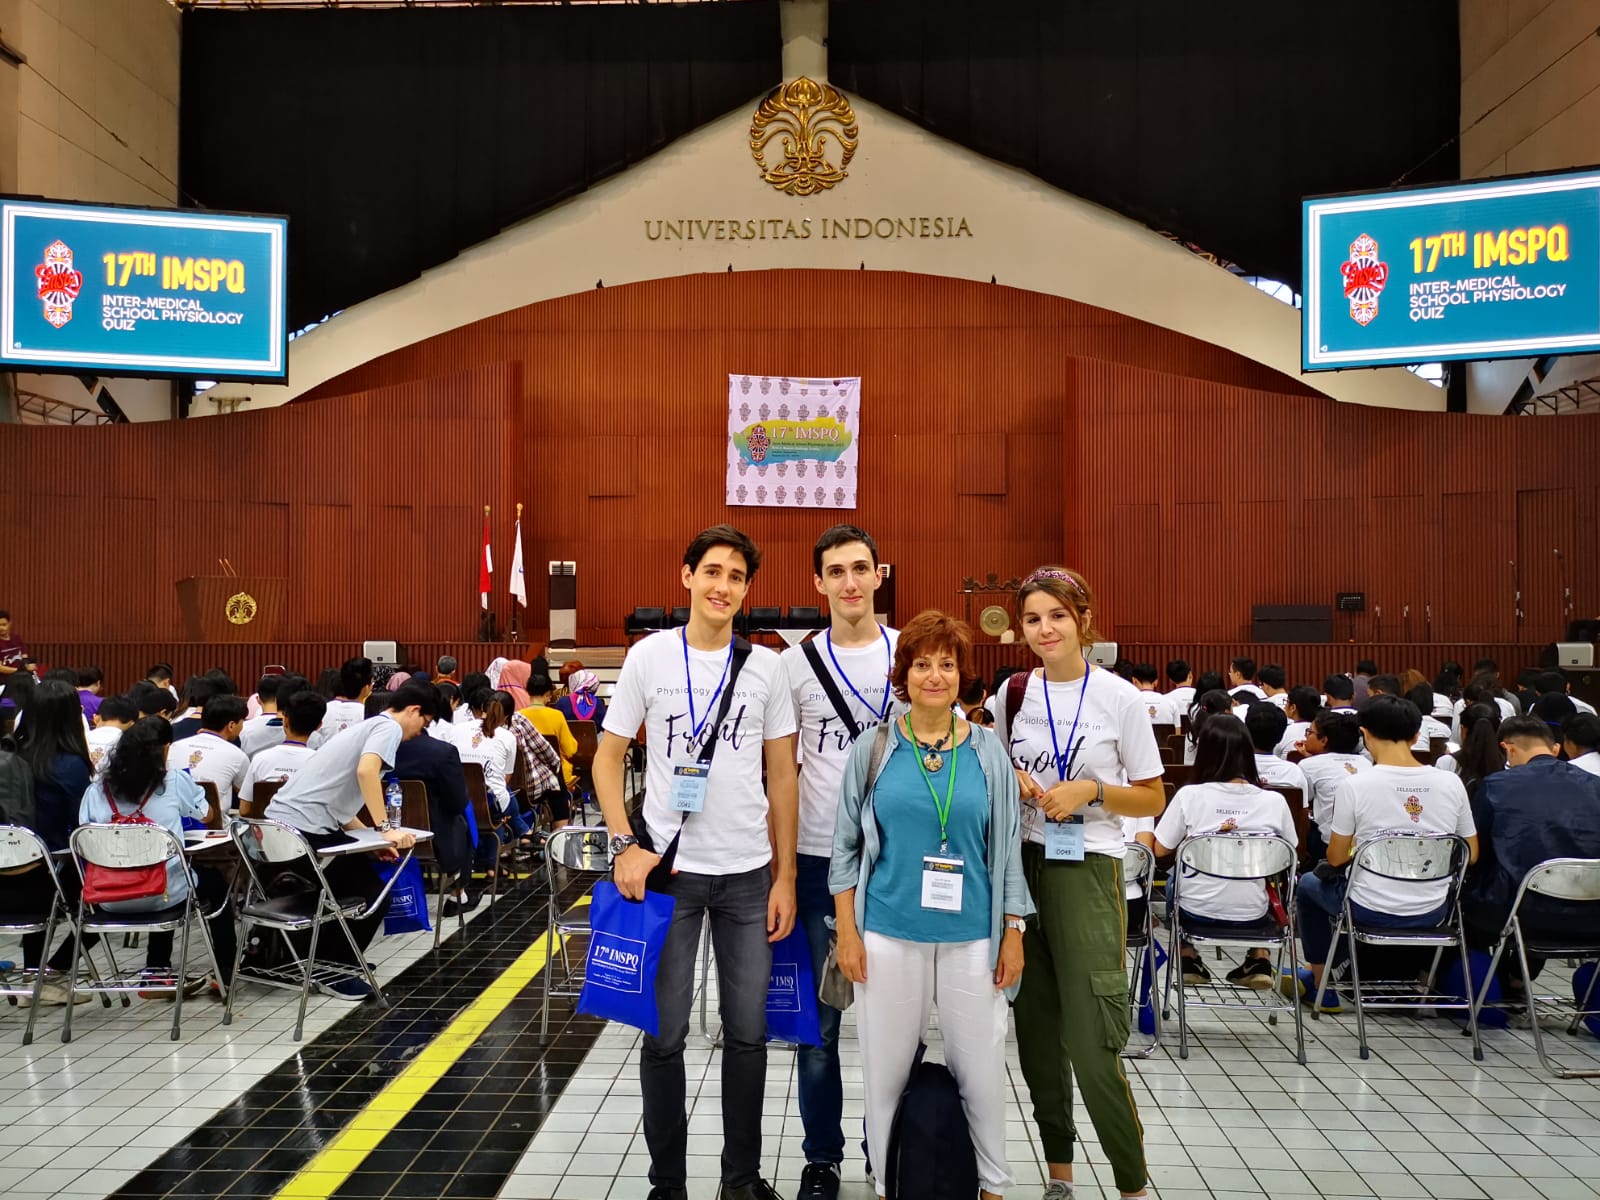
left=696, top=636, right=752, bottom=765
left=801, top=635, right=862, bottom=742
left=1000, top=669, right=1030, bottom=744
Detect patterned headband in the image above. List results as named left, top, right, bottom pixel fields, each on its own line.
left=1022, top=568, right=1084, bottom=597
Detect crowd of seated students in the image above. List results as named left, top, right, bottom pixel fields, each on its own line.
left=0, top=650, right=588, bottom=1007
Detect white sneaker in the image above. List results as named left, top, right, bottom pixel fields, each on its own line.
left=38, top=982, right=91, bottom=1006
left=1043, top=1182, right=1074, bottom=1199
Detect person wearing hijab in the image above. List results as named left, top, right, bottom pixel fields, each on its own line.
left=497, top=660, right=535, bottom=711
left=554, top=669, right=606, bottom=729
left=484, top=657, right=510, bottom=691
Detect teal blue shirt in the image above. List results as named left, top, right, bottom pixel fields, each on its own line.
left=864, top=725, right=992, bottom=943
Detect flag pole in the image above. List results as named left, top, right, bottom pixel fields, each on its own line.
left=510, top=502, right=524, bottom=643
left=478, top=504, right=494, bottom=642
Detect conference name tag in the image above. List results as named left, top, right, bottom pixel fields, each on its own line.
left=921, top=855, right=964, bottom=911
left=671, top=763, right=710, bottom=813
left=1044, top=817, right=1086, bottom=862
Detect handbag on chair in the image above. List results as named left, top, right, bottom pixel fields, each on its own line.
left=81, top=782, right=170, bottom=905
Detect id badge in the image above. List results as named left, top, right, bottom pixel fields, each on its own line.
left=671, top=763, right=710, bottom=813
left=921, top=855, right=965, bottom=912
left=1044, top=817, right=1086, bottom=862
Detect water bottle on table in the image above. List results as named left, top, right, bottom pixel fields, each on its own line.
left=384, top=774, right=403, bottom=831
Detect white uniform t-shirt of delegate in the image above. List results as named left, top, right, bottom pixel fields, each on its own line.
left=1006, top=667, right=1164, bottom=857
left=1298, top=752, right=1372, bottom=830
left=241, top=742, right=315, bottom=807
left=170, top=731, right=250, bottom=802
left=1254, top=753, right=1308, bottom=795
left=1273, top=721, right=1310, bottom=759
left=604, top=630, right=797, bottom=876
left=311, top=699, right=367, bottom=749
left=1134, top=689, right=1178, bottom=727
left=241, top=713, right=287, bottom=758
left=781, top=628, right=900, bottom=859
left=449, top=717, right=517, bottom=811
left=1328, top=765, right=1475, bottom=914
left=1154, top=781, right=1296, bottom=919
left=86, top=724, right=123, bottom=775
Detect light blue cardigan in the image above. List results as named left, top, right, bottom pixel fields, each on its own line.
left=829, top=719, right=1036, bottom=1000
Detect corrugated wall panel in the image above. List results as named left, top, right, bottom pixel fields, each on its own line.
left=7, top=272, right=1600, bottom=651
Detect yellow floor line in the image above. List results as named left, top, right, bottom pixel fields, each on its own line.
left=274, top=895, right=591, bottom=1200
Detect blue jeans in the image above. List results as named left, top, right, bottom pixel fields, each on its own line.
left=642, top=864, right=774, bottom=1190
left=1296, top=870, right=1450, bottom=966
left=795, top=853, right=845, bottom=1165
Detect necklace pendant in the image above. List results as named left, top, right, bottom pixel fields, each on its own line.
left=922, top=750, right=945, bottom=773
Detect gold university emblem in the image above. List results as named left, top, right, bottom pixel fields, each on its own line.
left=750, top=77, right=858, bottom=196
left=225, top=592, right=257, bottom=625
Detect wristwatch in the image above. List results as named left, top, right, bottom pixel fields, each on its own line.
left=610, top=833, right=639, bottom=856
left=1004, top=917, right=1028, bottom=934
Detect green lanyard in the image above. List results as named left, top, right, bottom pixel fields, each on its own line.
left=909, top=716, right=959, bottom=855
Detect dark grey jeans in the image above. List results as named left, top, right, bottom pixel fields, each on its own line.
left=641, top=863, right=774, bottom=1190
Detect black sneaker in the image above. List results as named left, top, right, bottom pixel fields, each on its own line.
left=722, top=1181, right=784, bottom=1200
left=1180, top=953, right=1211, bottom=986
left=645, top=1189, right=687, bottom=1200
left=1225, top=957, right=1276, bottom=989
left=797, top=1162, right=842, bottom=1199
left=324, top=977, right=374, bottom=1002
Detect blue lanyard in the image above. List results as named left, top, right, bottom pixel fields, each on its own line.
left=682, top=630, right=734, bottom=742
left=1041, top=660, right=1092, bottom=783
left=825, top=625, right=892, bottom=722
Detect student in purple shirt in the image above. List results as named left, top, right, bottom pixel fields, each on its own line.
left=0, top=610, right=26, bottom=677
left=76, top=666, right=104, bottom=720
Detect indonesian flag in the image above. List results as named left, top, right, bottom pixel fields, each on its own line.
left=479, top=511, right=493, bottom=611
left=509, top=515, right=527, bottom=608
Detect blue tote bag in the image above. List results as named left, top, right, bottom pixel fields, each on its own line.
left=765, top=925, right=823, bottom=1046
left=377, top=857, right=432, bottom=936
left=578, top=880, right=676, bottom=1035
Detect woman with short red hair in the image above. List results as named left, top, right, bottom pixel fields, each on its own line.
left=830, top=610, right=1033, bottom=1200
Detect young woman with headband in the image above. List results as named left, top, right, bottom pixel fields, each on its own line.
left=1001, top=567, right=1164, bottom=1200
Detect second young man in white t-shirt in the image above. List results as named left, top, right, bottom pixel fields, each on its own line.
left=595, top=526, right=799, bottom=1200
left=779, top=525, right=898, bottom=1199
left=1284, top=695, right=1477, bottom=1014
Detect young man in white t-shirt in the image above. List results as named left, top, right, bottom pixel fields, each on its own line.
left=1272, top=686, right=1322, bottom=758
left=1165, top=659, right=1196, bottom=718
left=1227, top=656, right=1266, bottom=702
left=310, top=656, right=373, bottom=748
left=241, top=690, right=325, bottom=810
left=778, top=525, right=898, bottom=1198
left=1283, top=695, right=1477, bottom=1013
left=1563, top=712, right=1600, bottom=776
left=85, top=696, right=137, bottom=775
left=1130, top=663, right=1177, bottom=727
left=265, top=683, right=428, bottom=998
left=169, top=695, right=251, bottom=807
left=240, top=674, right=291, bottom=758
left=1244, top=703, right=1308, bottom=795
left=1258, top=664, right=1290, bottom=710
left=595, top=525, right=799, bottom=1200
left=1295, top=709, right=1371, bottom=861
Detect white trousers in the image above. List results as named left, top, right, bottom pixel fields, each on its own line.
left=856, top=931, right=1013, bottom=1195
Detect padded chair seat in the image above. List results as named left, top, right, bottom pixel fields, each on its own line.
left=0, top=910, right=55, bottom=929
left=1349, top=919, right=1454, bottom=942
left=241, top=892, right=366, bottom=926
left=1523, top=935, right=1600, bottom=956
left=81, top=901, right=190, bottom=928
left=1180, top=918, right=1284, bottom=943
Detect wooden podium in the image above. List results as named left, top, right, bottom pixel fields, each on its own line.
left=176, top=576, right=287, bottom=642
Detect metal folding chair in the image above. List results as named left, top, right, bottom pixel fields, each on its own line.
left=398, top=779, right=454, bottom=951
left=539, top=825, right=612, bottom=1038
left=1313, top=833, right=1480, bottom=1062
left=1122, top=841, right=1161, bottom=1058
left=240, top=778, right=282, bottom=820
left=462, top=761, right=508, bottom=907
left=1475, top=857, right=1600, bottom=1078
left=0, top=825, right=104, bottom=1044
left=225, top=818, right=406, bottom=1040
left=63, top=823, right=227, bottom=1043
left=1164, top=832, right=1305, bottom=1064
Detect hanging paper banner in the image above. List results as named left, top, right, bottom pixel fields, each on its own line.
left=726, top=375, right=860, bottom=509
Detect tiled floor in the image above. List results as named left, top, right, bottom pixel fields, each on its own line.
left=4, top=869, right=1599, bottom=1200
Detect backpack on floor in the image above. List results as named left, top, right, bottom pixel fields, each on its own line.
left=884, top=1043, right=979, bottom=1200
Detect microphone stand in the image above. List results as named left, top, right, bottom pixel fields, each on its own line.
left=1556, top=548, right=1572, bottom=636
left=1404, top=605, right=1411, bottom=642
left=1425, top=602, right=1433, bottom=644
left=1511, top=560, right=1523, bottom=640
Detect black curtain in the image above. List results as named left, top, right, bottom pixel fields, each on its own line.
left=830, top=0, right=1460, bottom=290
left=181, top=3, right=781, bottom=330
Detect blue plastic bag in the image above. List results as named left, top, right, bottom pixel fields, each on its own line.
left=578, top=880, right=675, bottom=1036
left=765, top=926, right=822, bottom=1046
left=377, top=856, right=432, bottom=936
left=1441, top=950, right=1506, bottom=1029
left=1574, top=962, right=1600, bottom=1039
